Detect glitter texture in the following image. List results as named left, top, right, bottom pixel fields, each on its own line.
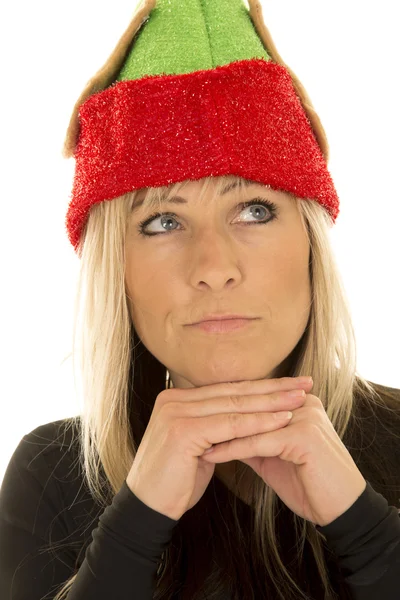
left=65, top=58, right=339, bottom=252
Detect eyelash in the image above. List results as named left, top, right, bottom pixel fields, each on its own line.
left=137, top=198, right=278, bottom=237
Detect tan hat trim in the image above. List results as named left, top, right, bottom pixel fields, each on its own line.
left=62, top=0, right=156, bottom=159
left=248, top=0, right=329, bottom=162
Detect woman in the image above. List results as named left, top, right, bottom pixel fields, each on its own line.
left=1, top=1, right=399, bottom=599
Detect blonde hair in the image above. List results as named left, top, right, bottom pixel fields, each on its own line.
left=51, top=174, right=396, bottom=600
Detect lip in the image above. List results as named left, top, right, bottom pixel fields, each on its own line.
left=189, top=314, right=256, bottom=325
left=188, top=318, right=257, bottom=333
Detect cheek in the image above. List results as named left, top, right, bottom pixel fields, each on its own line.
left=258, top=238, right=309, bottom=283
left=255, top=234, right=310, bottom=311
left=125, top=253, right=173, bottom=330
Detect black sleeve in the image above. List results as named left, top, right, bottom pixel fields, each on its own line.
left=67, top=481, right=178, bottom=599
left=0, top=422, right=178, bottom=600
left=316, top=480, right=400, bottom=599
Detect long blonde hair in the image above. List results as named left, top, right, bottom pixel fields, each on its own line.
left=51, top=174, right=398, bottom=599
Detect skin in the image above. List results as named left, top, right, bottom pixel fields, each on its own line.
left=125, top=177, right=312, bottom=496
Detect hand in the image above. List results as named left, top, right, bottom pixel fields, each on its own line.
left=201, top=381, right=367, bottom=526
left=126, top=376, right=316, bottom=521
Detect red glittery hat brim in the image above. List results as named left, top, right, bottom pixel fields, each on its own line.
left=66, top=58, right=339, bottom=252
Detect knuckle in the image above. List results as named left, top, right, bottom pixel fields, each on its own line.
left=270, top=377, right=292, bottom=390
left=155, top=388, right=178, bottom=407
left=302, top=421, right=321, bottom=436
left=228, top=393, right=245, bottom=408
left=305, top=395, right=323, bottom=411
left=158, top=401, right=182, bottom=420
left=246, top=434, right=259, bottom=450
left=228, top=411, right=244, bottom=433
left=312, top=394, right=323, bottom=408
left=154, top=389, right=167, bottom=409
left=310, top=405, right=324, bottom=422
left=224, top=382, right=242, bottom=397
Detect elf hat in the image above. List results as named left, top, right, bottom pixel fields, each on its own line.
left=63, top=0, right=340, bottom=254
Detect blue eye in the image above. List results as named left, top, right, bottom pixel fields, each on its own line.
left=137, top=198, right=278, bottom=237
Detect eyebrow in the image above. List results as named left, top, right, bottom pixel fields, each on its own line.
left=131, top=179, right=266, bottom=212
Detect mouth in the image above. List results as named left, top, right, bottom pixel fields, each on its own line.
left=189, top=314, right=257, bottom=325
left=187, top=318, right=257, bottom=333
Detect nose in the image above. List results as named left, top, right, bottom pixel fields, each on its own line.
left=188, top=230, right=242, bottom=291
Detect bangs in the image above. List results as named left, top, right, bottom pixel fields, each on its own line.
left=130, top=174, right=263, bottom=214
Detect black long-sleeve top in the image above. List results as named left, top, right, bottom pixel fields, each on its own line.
left=1, top=417, right=400, bottom=600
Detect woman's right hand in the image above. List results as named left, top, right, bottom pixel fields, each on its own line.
left=126, top=376, right=311, bottom=520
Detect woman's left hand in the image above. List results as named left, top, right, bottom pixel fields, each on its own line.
left=202, top=388, right=367, bottom=526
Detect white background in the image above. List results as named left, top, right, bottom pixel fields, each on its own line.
left=1, top=0, right=399, bottom=483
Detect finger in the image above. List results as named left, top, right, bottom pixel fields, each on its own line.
left=201, top=421, right=291, bottom=462
left=195, top=407, right=294, bottom=452
left=158, top=376, right=312, bottom=410
left=172, top=388, right=306, bottom=419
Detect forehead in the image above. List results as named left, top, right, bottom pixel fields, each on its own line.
left=135, top=177, right=286, bottom=201
left=132, top=178, right=285, bottom=214
left=131, top=178, right=296, bottom=218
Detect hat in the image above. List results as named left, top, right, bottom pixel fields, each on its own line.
left=63, top=0, right=339, bottom=253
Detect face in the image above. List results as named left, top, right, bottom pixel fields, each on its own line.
left=124, top=177, right=311, bottom=389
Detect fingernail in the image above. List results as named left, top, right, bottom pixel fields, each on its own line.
left=296, top=376, right=313, bottom=384
left=275, top=411, right=293, bottom=420
left=288, top=389, right=305, bottom=398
